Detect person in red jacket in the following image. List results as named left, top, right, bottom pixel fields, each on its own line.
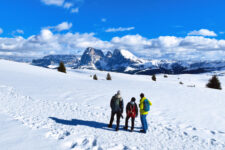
left=123, top=97, right=138, bottom=132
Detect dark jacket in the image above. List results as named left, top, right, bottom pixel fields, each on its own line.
left=126, top=101, right=138, bottom=117
left=110, top=94, right=124, bottom=113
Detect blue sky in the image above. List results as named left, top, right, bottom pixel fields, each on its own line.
left=1, top=0, right=225, bottom=39
left=1, top=0, right=225, bottom=60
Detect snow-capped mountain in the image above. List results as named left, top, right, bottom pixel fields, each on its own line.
left=79, top=47, right=105, bottom=69
left=32, top=55, right=80, bottom=68
left=106, top=49, right=144, bottom=71
left=32, top=47, right=225, bottom=75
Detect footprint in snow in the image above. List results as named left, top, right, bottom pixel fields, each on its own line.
left=183, top=132, right=188, bottom=136
left=192, top=135, right=199, bottom=141
left=58, top=131, right=71, bottom=140
left=165, top=127, right=173, bottom=132
left=210, top=138, right=217, bottom=145
left=210, top=130, right=216, bottom=135
left=192, top=127, right=197, bottom=131
left=218, top=131, right=225, bottom=134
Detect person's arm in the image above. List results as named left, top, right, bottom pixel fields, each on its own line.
left=126, top=103, right=129, bottom=114
left=110, top=96, right=114, bottom=109
left=149, top=99, right=152, bottom=106
left=120, top=99, right=124, bottom=113
left=135, top=103, right=138, bottom=117
left=139, top=100, right=144, bottom=110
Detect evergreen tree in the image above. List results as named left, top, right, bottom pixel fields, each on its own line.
left=93, top=74, right=98, bottom=80
left=106, top=73, right=112, bottom=80
left=57, top=62, right=66, bottom=73
left=152, top=74, right=156, bottom=81
left=206, top=75, right=222, bottom=90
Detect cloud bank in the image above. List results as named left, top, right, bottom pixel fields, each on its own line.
left=0, top=28, right=225, bottom=61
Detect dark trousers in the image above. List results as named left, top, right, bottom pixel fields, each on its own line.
left=125, top=116, right=135, bottom=130
left=109, top=112, right=121, bottom=129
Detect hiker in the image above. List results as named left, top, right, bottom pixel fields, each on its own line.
left=124, top=97, right=138, bottom=132
left=108, top=90, right=124, bottom=131
left=139, top=93, right=152, bottom=133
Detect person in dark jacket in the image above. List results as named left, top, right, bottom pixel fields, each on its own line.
left=123, top=97, right=138, bottom=132
left=108, top=90, right=124, bottom=131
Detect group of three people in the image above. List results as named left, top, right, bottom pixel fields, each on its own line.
left=108, top=91, right=152, bottom=133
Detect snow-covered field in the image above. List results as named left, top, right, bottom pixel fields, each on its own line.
left=0, top=59, right=225, bottom=150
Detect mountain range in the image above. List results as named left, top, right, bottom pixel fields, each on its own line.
left=32, top=47, right=225, bottom=75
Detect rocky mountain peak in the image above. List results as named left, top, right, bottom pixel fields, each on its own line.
left=106, top=51, right=113, bottom=58
left=79, top=47, right=105, bottom=68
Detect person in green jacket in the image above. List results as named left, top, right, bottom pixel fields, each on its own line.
left=139, top=93, right=152, bottom=133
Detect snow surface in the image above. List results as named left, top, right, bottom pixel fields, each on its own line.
left=0, top=113, right=61, bottom=150
left=0, top=59, right=225, bottom=150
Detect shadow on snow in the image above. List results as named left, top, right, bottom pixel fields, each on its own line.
left=49, top=117, right=113, bottom=131
left=49, top=117, right=142, bottom=132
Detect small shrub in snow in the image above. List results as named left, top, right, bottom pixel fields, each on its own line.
left=106, top=73, right=112, bottom=80
left=179, top=81, right=183, bottom=85
left=93, top=74, right=98, bottom=80
left=152, top=74, right=156, bottom=81
left=57, top=62, right=66, bottom=73
left=164, top=74, right=168, bottom=78
left=206, top=75, right=222, bottom=90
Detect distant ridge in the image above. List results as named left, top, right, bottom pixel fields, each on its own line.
left=32, top=47, right=225, bottom=75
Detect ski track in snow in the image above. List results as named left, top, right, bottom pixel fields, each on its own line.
left=1, top=85, right=225, bottom=150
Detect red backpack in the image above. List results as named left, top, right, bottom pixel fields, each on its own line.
left=128, top=103, right=136, bottom=118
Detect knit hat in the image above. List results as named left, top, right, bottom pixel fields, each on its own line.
left=131, top=97, right=136, bottom=102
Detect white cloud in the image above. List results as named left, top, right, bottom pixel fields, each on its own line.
left=55, top=22, right=72, bottom=31
left=71, top=8, right=79, bottom=13
left=41, top=0, right=65, bottom=6
left=47, top=22, right=73, bottom=31
left=63, top=2, right=73, bottom=9
left=105, top=27, right=135, bottom=32
left=188, top=29, right=217, bottom=37
left=101, top=18, right=107, bottom=22
left=0, top=28, right=3, bottom=34
left=41, top=0, right=81, bottom=14
left=40, top=29, right=54, bottom=40
left=12, top=29, right=24, bottom=36
left=1, top=28, right=225, bottom=61
left=15, top=29, right=24, bottom=34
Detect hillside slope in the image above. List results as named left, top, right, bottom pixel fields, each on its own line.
left=0, top=59, right=225, bottom=150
